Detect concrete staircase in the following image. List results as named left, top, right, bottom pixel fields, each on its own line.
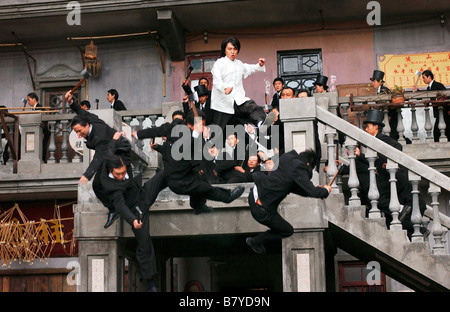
left=324, top=193, right=450, bottom=292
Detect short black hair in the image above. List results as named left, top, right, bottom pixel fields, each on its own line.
left=108, top=89, right=119, bottom=100
left=71, top=115, right=90, bottom=128
left=299, top=149, right=317, bottom=170
left=172, top=110, right=185, bottom=120
left=199, top=77, right=209, bottom=85
left=27, top=92, right=39, bottom=102
left=220, top=37, right=240, bottom=57
left=105, top=154, right=125, bottom=172
left=273, top=77, right=284, bottom=85
left=282, top=87, right=296, bottom=95
left=296, top=89, right=310, bottom=96
left=186, top=109, right=206, bottom=126
left=80, top=100, right=91, bottom=109
left=422, top=70, right=434, bottom=80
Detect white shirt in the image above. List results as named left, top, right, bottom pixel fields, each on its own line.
left=108, top=172, right=129, bottom=180
left=428, top=80, right=434, bottom=89
left=211, top=56, right=265, bottom=114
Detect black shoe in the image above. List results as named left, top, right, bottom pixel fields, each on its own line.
left=246, top=237, right=266, bottom=255
left=194, top=205, right=214, bottom=215
left=104, top=210, right=120, bottom=229
left=229, top=186, right=245, bottom=202
left=398, top=205, right=411, bottom=222
left=258, top=111, right=276, bottom=133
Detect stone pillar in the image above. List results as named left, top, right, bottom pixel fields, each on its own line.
left=279, top=97, right=317, bottom=154
left=18, top=114, right=43, bottom=173
left=74, top=182, right=126, bottom=292
left=281, top=195, right=328, bottom=292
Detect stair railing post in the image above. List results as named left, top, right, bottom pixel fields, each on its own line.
left=428, top=183, right=445, bottom=255
left=408, top=171, right=423, bottom=242
left=344, top=137, right=360, bottom=206
left=386, top=159, right=402, bottom=230
left=366, top=147, right=381, bottom=219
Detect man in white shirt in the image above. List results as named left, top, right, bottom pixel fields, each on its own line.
left=211, top=37, right=275, bottom=133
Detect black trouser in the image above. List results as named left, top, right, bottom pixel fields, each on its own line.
left=213, top=100, right=267, bottom=131
left=133, top=170, right=167, bottom=280
left=168, top=177, right=236, bottom=210
left=248, top=189, right=294, bottom=245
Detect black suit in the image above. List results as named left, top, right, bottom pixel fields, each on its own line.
left=271, top=92, right=281, bottom=109
left=111, top=100, right=127, bottom=111
left=183, top=98, right=214, bottom=125
left=70, top=102, right=118, bottom=180
left=248, top=150, right=329, bottom=246
left=98, top=166, right=165, bottom=280
left=427, top=80, right=448, bottom=142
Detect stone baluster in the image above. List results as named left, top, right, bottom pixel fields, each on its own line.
left=136, top=115, right=145, bottom=150
left=325, top=127, right=338, bottom=194
left=437, top=106, right=448, bottom=142
left=410, top=104, right=419, bottom=142
left=396, top=108, right=405, bottom=143
left=340, top=103, right=349, bottom=122
left=408, top=171, right=423, bottom=242
left=60, top=119, right=69, bottom=163
left=344, top=137, right=360, bottom=206
left=366, top=148, right=381, bottom=219
left=424, top=104, right=434, bottom=142
left=382, top=108, right=391, bottom=136
left=386, top=159, right=402, bottom=230
left=428, top=183, right=445, bottom=255
left=47, top=121, right=57, bottom=163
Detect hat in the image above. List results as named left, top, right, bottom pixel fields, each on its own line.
left=370, top=70, right=385, bottom=82
left=313, top=75, right=328, bottom=89
left=363, top=110, right=385, bottom=127
left=194, top=84, right=209, bottom=97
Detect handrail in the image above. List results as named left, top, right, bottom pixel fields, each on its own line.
left=315, top=105, right=450, bottom=192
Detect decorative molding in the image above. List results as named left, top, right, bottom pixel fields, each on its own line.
left=35, top=64, right=81, bottom=82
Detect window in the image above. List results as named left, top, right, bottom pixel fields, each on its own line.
left=339, top=262, right=386, bottom=292
left=186, top=52, right=220, bottom=90
left=45, top=88, right=80, bottom=114
left=278, top=50, right=322, bottom=93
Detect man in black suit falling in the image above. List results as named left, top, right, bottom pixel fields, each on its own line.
left=414, top=70, right=448, bottom=142
left=99, top=152, right=162, bottom=291
left=246, top=149, right=331, bottom=254
left=65, top=91, right=131, bottom=228
left=107, top=89, right=127, bottom=111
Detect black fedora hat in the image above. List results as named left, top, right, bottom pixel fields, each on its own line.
left=363, top=110, right=385, bottom=127
left=313, top=75, right=328, bottom=89
left=370, top=70, right=385, bottom=82
left=194, top=84, right=209, bottom=97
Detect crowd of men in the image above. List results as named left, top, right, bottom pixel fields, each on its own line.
left=28, top=36, right=445, bottom=291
